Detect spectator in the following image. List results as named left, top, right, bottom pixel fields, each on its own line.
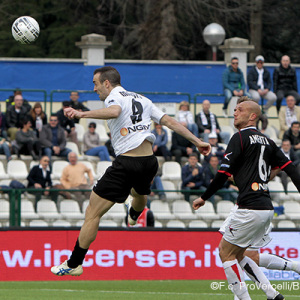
left=27, top=156, right=59, bottom=209
left=222, top=57, right=250, bottom=117
left=39, top=114, right=72, bottom=162
left=0, top=136, right=11, bottom=162
left=148, top=174, right=166, bottom=202
left=151, top=123, right=171, bottom=161
left=195, top=99, right=230, bottom=144
left=277, top=139, right=300, bottom=193
left=125, top=205, right=155, bottom=227
left=56, top=101, right=79, bottom=148
left=60, top=152, right=94, bottom=208
left=15, top=118, right=41, bottom=160
left=175, top=101, right=199, bottom=136
left=28, top=102, right=47, bottom=137
left=203, top=155, right=238, bottom=207
left=247, top=55, right=277, bottom=114
left=6, top=89, right=31, bottom=113
left=0, top=106, right=8, bottom=140
left=279, top=95, right=300, bottom=138
left=171, top=123, right=197, bottom=165
left=181, top=153, right=205, bottom=202
left=282, top=121, right=300, bottom=160
left=273, top=55, right=300, bottom=113
left=69, top=91, right=89, bottom=123
left=6, top=94, right=28, bottom=141
left=83, top=122, right=111, bottom=161
left=203, top=132, right=225, bottom=165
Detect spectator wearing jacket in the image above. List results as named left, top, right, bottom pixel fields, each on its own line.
left=151, top=123, right=171, bottom=161
left=181, top=153, right=205, bottom=202
left=247, top=55, right=277, bottom=114
left=273, top=55, right=300, bottom=113
left=222, top=57, right=250, bottom=117
left=69, top=91, right=90, bottom=124
left=56, top=101, right=79, bottom=148
left=282, top=121, right=300, bottom=160
left=39, top=114, right=72, bottom=162
left=6, top=94, right=28, bottom=141
left=195, top=99, right=230, bottom=144
left=279, top=95, right=300, bottom=138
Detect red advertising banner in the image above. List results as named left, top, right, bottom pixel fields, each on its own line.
left=0, top=230, right=225, bottom=281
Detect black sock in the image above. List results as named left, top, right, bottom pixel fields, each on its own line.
left=67, top=239, right=88, bottom=268
left=129, top=206, right=143, bottom=221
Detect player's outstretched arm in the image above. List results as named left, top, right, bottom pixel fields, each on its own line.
left=64, top=105, right=121, bottom=120
left=160, top=114, right=211, bottom=156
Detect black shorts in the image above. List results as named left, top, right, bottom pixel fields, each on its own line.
left=93, top=154, right=158, bottom=203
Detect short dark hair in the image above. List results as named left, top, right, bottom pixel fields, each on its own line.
left=231, top=57, right=239, bottom=61
left=291, top=121, right=300, bottom=127
left=50, top=113, right=58, bottom=118
left=93, top=66, right=121, bottom=86
left=89, top=122, right=96, bottom=128
left=189, top=153, right=198, bottom=159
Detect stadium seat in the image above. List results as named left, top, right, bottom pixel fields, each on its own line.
left=59, top=200, right=85, bottom=221
left=161, top=180, right=183, bottom=201
left=154, top=220, right=163, bottom=228
left=161, top=161, right=181, bottom=183
left=172, top=200, right=197, bottom=221
left=166, top=220, right=186, bottom=228
left=82, top=199, right=89, bottom=214
left=29, top=160, right=39, bottom=169
left=211, top=220, right=225, bottom=228
left=0, top=199, right=9, bottom=222
left=188, top=220, right=209, bottom=228
left=287, top=182, right=300, bottom=201
left=216, top=200, right=235, bottom=219
left=51, top=160, right=69, bottom=180
left=96, top=161, right=112, bottom=179
left=283, top=201, right=300, bottom=220
left=52, top=220, right=72, bottom=227
left=95, top=124, right=109, bottom=145
left=194, top=200, right=219, bottom=221
left=162, top=126, right=173, bottom=150
left=277, top=220, right=296, bottom=228
left=264, top=126, right=281, bottom=145
left=0, top=161, right=9, bottom=180
left=99, top=220, right=118, bottom=227
left=105, top=203, right=126, bottom=224
left=29, top=219, right=49, bottom=227
left=21, top=200, right=39, bottom=223
left=75, top=123, right=85, bottom=143
left=268, top=181, right=290, bottom=202
left=150, top=200, right=175, bottom=222
left=7, top=160, right=28, bottom=180
left=66, top=141, right=82, bottom=158
left=81, top=160, right=97, bottom=178
left=36, top=199, right=62, bottom=221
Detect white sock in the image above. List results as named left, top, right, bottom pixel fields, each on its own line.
left=223, top=259, right=251, bottom=300
left=259, top=253, right=300, bottom=273
left=240, top=256, right=277, bottom=299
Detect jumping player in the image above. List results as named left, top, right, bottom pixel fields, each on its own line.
left=51, top=66, right=211, bottom=276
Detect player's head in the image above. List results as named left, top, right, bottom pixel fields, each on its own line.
left=93, top=66, right=121, bottom=101
left=234, top=96, right=261, bottom=130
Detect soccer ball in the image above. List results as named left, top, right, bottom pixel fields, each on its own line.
left=11, top=16, right=40, bottom=44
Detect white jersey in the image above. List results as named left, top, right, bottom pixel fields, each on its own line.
left=105, top=86, right=165, bottom=156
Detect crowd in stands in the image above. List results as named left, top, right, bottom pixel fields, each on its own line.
left=2, top=53, right=300, bottom=228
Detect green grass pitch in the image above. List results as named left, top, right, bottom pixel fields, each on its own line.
left=0, top=280, right=299, bottom=299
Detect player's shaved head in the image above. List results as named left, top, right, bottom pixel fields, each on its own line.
left=237, top=96, right=261, bottom=122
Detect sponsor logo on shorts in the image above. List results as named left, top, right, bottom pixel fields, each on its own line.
left=229, top=226, right=237, bottom=236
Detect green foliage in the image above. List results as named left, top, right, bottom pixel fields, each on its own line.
left=0, top=0, right=300, bottom=62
